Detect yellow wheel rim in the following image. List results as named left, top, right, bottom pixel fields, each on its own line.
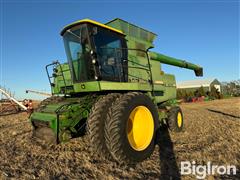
left=177, top=112, right=182, bottom=127
left=127, top=106, right=154, bottom=151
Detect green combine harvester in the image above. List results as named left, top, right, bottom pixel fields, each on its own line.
left=30, top=18, right=203, bottom=164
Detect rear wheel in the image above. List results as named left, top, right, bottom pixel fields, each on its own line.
left=167, top=106, right=184, bottom=132
left=87, top=93, right=120, bottom=159
left=105, top=92, right=159, bottom=165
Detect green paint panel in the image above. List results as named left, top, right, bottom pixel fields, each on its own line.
left=100, top=81, right=152, bottom=91
left=31, top=112, right=56, bottom=122
left=73, top=81, right=100, bottom=92
left=106, top=18, right=156, bottom=47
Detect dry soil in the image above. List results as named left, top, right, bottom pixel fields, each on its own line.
left=0, top=98, right=239, bottom=179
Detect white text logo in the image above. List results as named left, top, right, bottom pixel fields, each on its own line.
left=181, top=161, right=237, bottom=179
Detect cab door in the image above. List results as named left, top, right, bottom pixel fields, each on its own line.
left=92, top=26, right=127, bottom=82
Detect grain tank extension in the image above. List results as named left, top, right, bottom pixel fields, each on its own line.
left=30, top=18, right=203, bottom=165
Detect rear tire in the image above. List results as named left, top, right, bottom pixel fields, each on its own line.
left=167, top=106, right=184, bottom=132
left=105, top=92, right=159, bottom=165
left=87, top=93, right=120, bottom=159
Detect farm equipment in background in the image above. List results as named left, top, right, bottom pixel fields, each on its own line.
left=177, top=85, right=222, bottom=103
left=25, top=89, right=51, bottom=97
left=30, top=18, right=203, bottom=165
left=0, top=87, right=28, bottom=115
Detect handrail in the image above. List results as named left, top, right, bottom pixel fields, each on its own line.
left=45, top=61, right=67, bottom=96
left=98, top=47, right=153, bottom=89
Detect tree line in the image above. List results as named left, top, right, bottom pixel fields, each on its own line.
left=177, top=79, right=240, bottom=101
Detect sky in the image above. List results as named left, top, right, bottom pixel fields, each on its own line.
left=0, top=0, right=239, bottom=100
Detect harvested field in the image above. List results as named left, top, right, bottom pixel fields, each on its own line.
left=0, top=98, right=239, bottom=179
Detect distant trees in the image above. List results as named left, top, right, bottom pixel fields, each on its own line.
left=208, top=86, right=222, bottom=99
left=177, top=89, right=194, bottom=101
left=177, top=79, right=240, bottom=101
left=221, top=79, right=240, bottom=97
left=194, top=86, right=206, bottom=97
left=177, top=85, right=223, bottom=100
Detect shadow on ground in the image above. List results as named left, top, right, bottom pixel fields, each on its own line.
left=156, top=126, right=181, bottom=180
left=207, top=108, right=240, bottom=119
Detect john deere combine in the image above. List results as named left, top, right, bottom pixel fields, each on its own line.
left=30, top=18, right=203, bottom=164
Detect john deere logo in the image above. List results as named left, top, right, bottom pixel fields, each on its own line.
left=81, top=84, right=85, bottom=89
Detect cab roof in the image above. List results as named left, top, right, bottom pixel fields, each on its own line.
left=60, top=19, right=124, bottom=36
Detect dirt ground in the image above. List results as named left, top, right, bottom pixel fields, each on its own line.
left=0, top=98, right=239, bottom=179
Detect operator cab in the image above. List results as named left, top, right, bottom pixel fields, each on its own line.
left=61, top=19, right=128, bottom=83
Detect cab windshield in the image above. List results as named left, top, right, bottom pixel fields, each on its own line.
left=63, top=25, right=94, bottom=82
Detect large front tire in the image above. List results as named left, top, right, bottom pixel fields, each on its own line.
left=87, top=93, right=120, bottom=159
left=105, top=92, right=159, bottom=165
